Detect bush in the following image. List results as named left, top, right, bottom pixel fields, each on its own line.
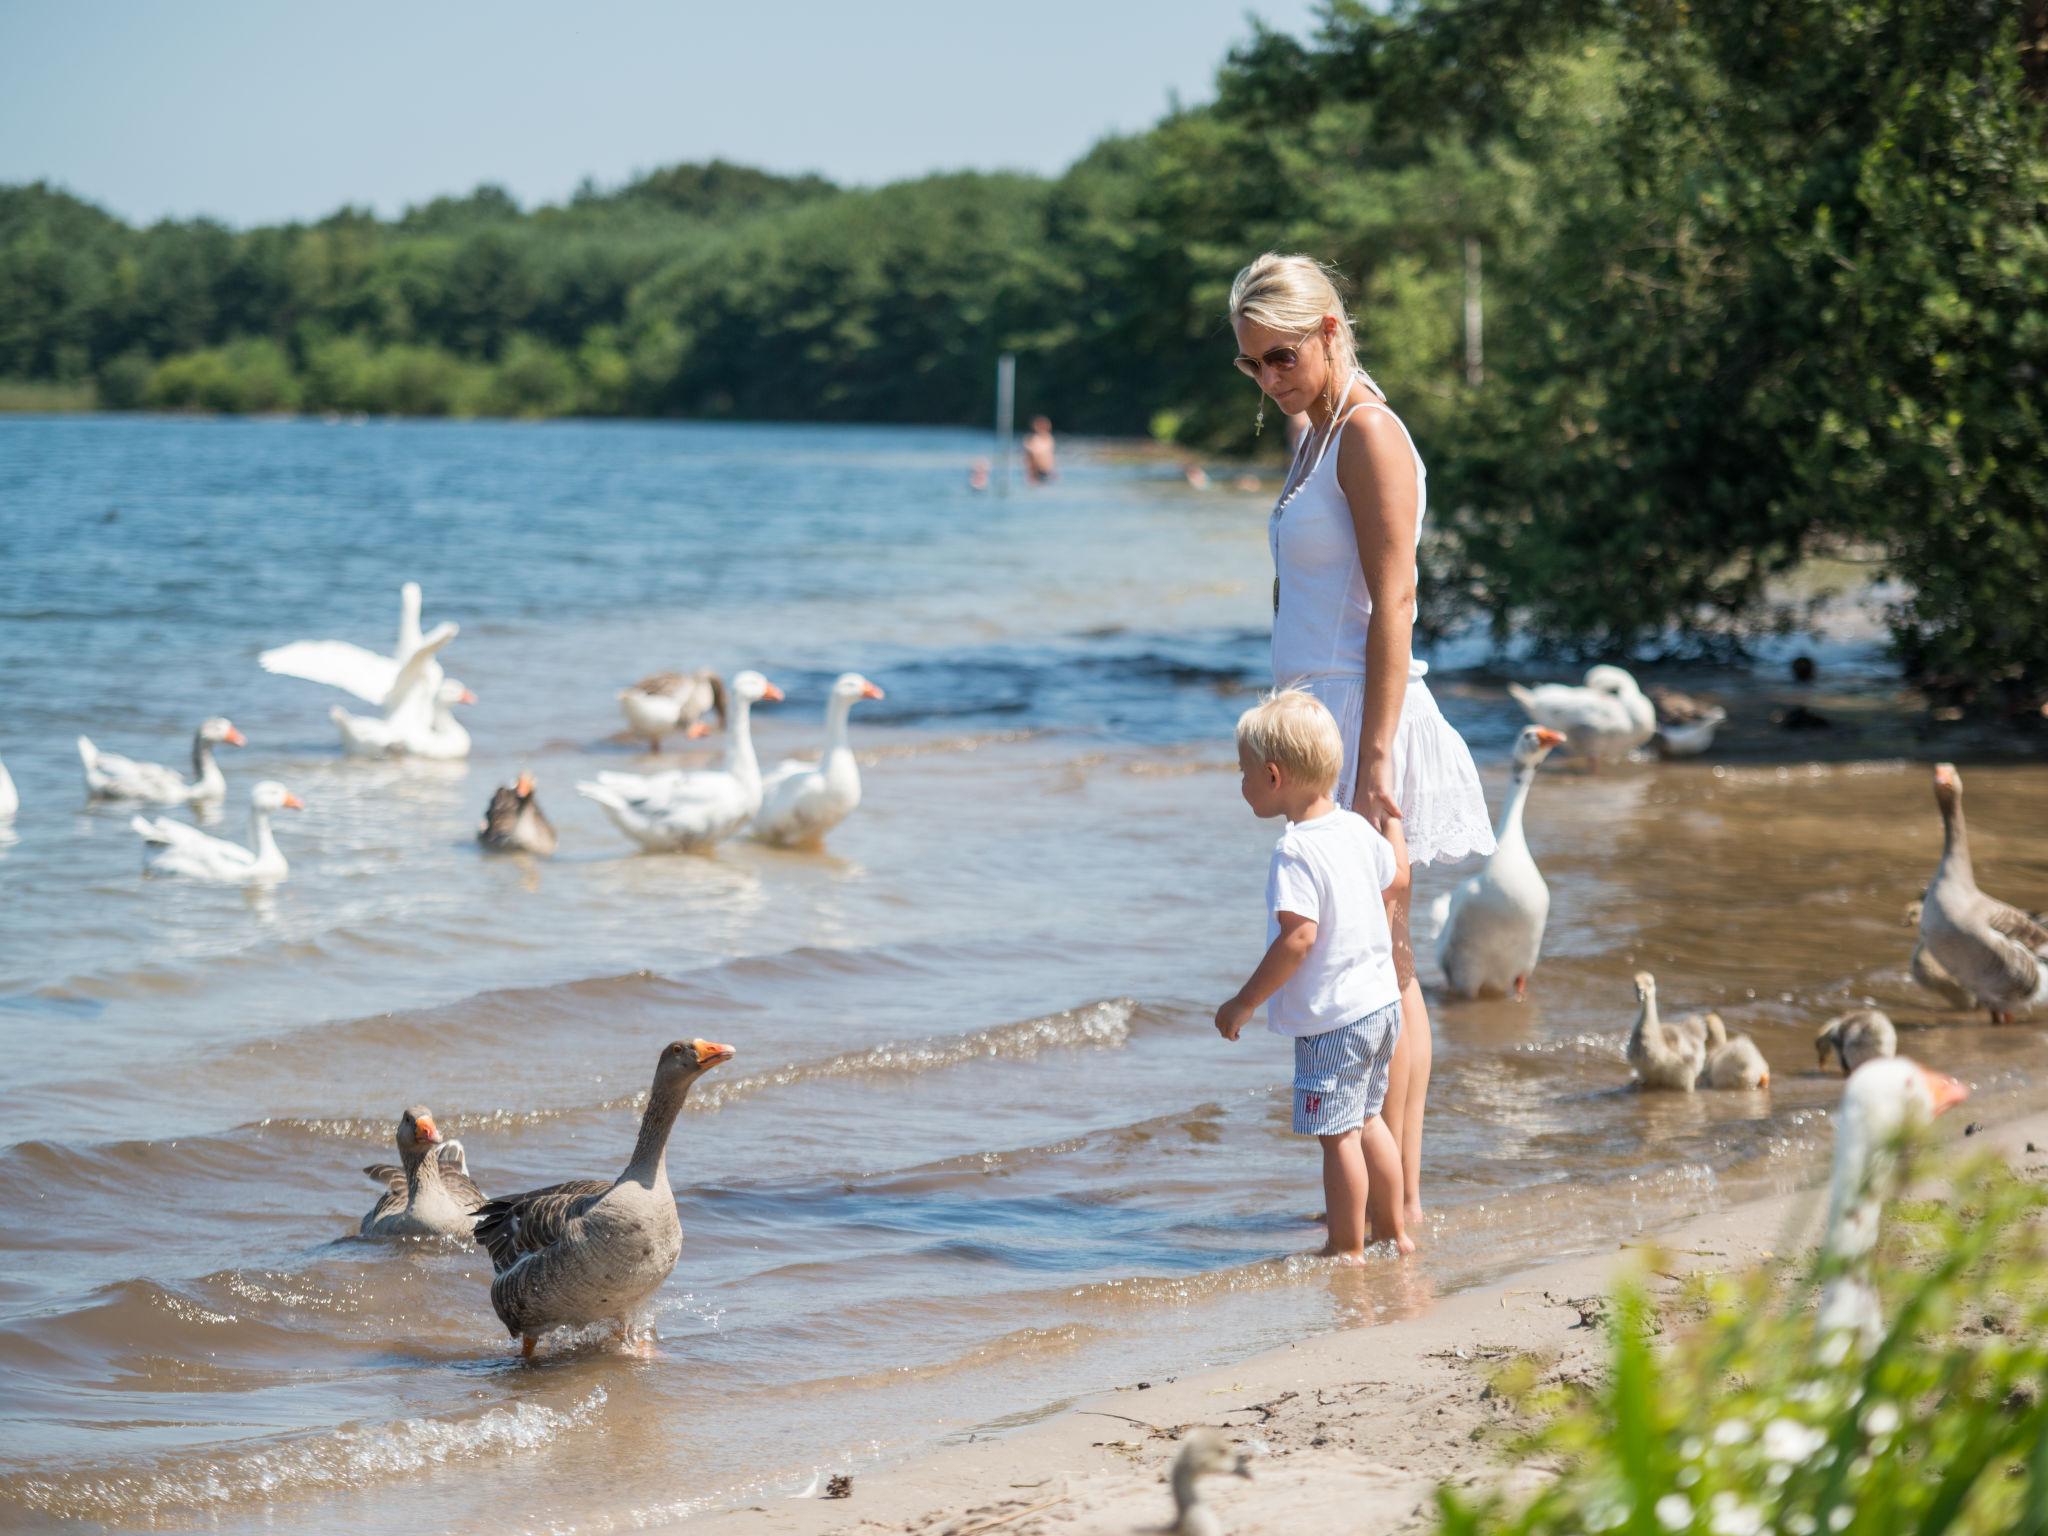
left=144, top=337, right=300, bottom=413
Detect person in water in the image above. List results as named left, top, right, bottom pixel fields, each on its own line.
left=1215, top=689, right=1409, bottom=1258
left=1228, top=252, right=1496, bottom=1237
left=1021, top=416, right=1057, bottom=483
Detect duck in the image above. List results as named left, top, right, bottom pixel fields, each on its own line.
left=578, top=671, right=782, bottom=852
left=1815, top=1056, right=1968, bottom=1355
left=750, top=672, right=885, bottom=848
left=1917, top=763, right=2048, bottom=1022
left=1435, top=725, right=1567, bottom=999
left=360, top=1105, right=486, bottom=1240
left=0, top=753, right=16, bottom=820
left=619, top=669, right=727, bottom=751
left=1625, top=972, right=1708, bottom=1091
left=1649, top=687, right=1727, bottom=758
left=260, top=580, right=433, bottom=707
left=472, top=1037, right=735, bottom=1356
left=1167, top=1428, right=1253, bottom=1536
left=132, top=780, right=302, bottom=883
left=1815, top=1008, right=1896, bottom=1075
left=1507, top=665, right=1656, bottom=766
left=79, top=717, right=244, bottom=805
left=1700, top=1013, right=1770, bottom=1090
left=478, top=772, right=557, bottom=855
left=326, top=623, right=474, bottom=759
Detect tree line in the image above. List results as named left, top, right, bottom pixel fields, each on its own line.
left=3, top=0, right=2043, bottom=707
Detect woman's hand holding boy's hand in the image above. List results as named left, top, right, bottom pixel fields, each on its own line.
left=1214, top=996, right=1253, bottom=1041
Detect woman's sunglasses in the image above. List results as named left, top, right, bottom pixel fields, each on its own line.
left=1233, top=328, right=1324, bottom=381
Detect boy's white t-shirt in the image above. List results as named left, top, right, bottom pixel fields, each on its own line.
left=1264, top=807, right=1400, bottom=1038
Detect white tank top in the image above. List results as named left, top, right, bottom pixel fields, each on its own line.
left=1269, top=371, right=1428, bottom=684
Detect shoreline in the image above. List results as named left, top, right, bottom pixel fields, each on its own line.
left=684, top=1105, right=2048, bottom=1536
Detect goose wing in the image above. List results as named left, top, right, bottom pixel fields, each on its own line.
left=260, top=640, right=400, bottom=705
left=472, top=1179, right=612, bottom=1273
left=1985, top=899, right=2048, bottom=953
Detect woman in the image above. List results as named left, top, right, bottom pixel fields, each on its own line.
left=1230, top=252, right=1495, bottom=1236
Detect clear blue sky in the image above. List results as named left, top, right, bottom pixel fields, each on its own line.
left=0, top=1, right=1324, bottom=228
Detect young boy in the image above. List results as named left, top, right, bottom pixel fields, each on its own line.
left=1214, top=689, right=1411, bottom=1258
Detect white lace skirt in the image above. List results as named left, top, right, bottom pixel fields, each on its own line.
left=1288, top=665, right=1496, bottom=867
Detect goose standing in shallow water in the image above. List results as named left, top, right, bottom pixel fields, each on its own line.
left=1816, top=1056, right=1968, bottom=1356
left=1816, top=1008, right=1896, bottom=1075
left=361, top=1106, right=485, bottom=1240
left=1904, top=899, right=1980, bottom=1009
left=79, top=717, right=243, bottom=805
left=131, top=780, right=302, bottom=883
left=1625, top=972, right=1708, bottom=1091
left=751, top=672, right=884, bottom=848
left=1917, top=763, right=2048, bottom=1022
left=1700, top=1013, right=1770, bottom=1090
left=1507, top=665, right=1656, bottom=766
left=578, top=671, right=781, bottom=852
left=618, top=669, right=727, bottom=751
left=1435, top=725, right=1565, bottom=999
left=472, top=1038, right=734, bottom=1357
left=478, top=772, right=557, bottom=855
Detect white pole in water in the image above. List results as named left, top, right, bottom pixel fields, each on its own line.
left=995, top=352, right=1016, bottom=495
left=1463, top=236, right=1483, bottom=385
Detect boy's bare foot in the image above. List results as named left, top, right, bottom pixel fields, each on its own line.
left=1394, top=1232, right=1417, bottom=1257
left=1317, top=1242, right=1367, bottom=1266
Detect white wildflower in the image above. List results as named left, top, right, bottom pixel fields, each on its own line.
left=1709, top=1491, right=1764, bottom=1536
left=1763, top=1418, right=1827, bottom=1463
left=1713, top=1418, right=1753, bottom=1447
left=1862, top=1401, right=1900, bottom=1438
left=1656, top=1493, right=1693, bottom=1531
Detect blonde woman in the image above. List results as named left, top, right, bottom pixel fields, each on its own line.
left=1229, top=252, right=1495, bottom=1236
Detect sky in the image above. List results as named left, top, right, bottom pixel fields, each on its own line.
left=0, top=0, right=1324, bottom=228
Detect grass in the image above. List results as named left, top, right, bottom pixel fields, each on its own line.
left=0, top=378, right=98, bottom=412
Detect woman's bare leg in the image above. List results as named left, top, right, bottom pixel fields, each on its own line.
left=1378, top=820, right=1430, bottom=1235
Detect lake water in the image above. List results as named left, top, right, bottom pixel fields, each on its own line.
left=1, top=415, right=2043, bottom=1534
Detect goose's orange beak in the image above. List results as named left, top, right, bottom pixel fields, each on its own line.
left=459, top=689, right=478, bottom=706
left=692, top=1038, right=736, bottom=1067
left=415, top=1115, right=440, bottom=1143
left=686, top=720, right=714, bottom=739
left=1919, top=1066, right=1969, bottom=1115
left=1533, top=728, right=1565, bottom=748
left=760, top=682, right=784, bottom=703
left=282, top=792, right=305, bottom=810
left=225, top=727, right=247, bottom=747
left=861, top=682, right=886, bottom=700
left=516, top=772, right=534, bottom=797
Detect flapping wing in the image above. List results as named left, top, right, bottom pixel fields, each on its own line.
left=261, top=640, right=399, bottom=705
left=382, top=622, right=458, bottom=718
left=364, top=1161, right=407, bottom=1196
left=471, top=1178, right=611, bottom=1273
left=1986, top=900, right=2048, bottom=954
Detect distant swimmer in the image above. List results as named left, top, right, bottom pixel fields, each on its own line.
left=1022, top=416, right=1056, bottom=483
left=968, top=458, right=990, bottom=491
left=1183, top=462, right=1210, bottom=490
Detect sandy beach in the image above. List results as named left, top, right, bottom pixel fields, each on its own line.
left=692, top=1105, right=2048, bottom=1536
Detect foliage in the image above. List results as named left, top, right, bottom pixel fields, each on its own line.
left=1440, top=1150, right=2048, bottom=1536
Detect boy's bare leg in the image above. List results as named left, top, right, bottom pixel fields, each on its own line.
left=1378, top=819, right=1430, bottom=1234
left=1317, top=1130, right=1368, bottom=1261
left=1360, top=1112, right=1414, bottom=1254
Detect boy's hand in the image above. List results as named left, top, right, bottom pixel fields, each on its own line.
left=1214, top=996, right=1253, bottom=1041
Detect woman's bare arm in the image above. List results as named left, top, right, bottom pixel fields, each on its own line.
left=1334, top=409, right=1420, bottom=830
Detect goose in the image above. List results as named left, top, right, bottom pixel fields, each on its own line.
left=79, top=717, right=244, bottom=805
left=619, top=669, right=727, bottom=751
left=1167, top=1428, right=1253, bottom=1536
left=0, top=754, right=15, bottom=820
left=1815, top=1056, right=1968, bottom=1356
left=578, top=670, right=782, bottom=852
left=1436, top=725, right=1567, bottom=999
left=1917, top=763, right=2048, bottom=1022
left=1625, top=972, right=1708, bottom=1091
left=478, top=772, right=557, bottom=855
left=1700, top=1013, right=1770, bottom=1090
left=327, top=623, right=474, bottom=759
left=260, top=580, right=433, bottom=707
left=472, top=1037, right=734, bottom=1356
left=132, top=780, right=302, bottom=883
left=1508, top=665, right=1656, bottom=766
left=1904, top=898, right=1980, bottom=1009
left=361, top=1105, right=485, bottom=1240
left=1650, top=687, right=1727, bottom=758
left=750, top=672, right=885, bottom=848
left=1816, top=1008, right=1896, bottom=1075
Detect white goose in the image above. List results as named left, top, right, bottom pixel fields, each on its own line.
left=328, top=624, right=475, bottom=759
left=1816, top=1056, right=1968, bottom=1356
left=260, top=581, right=433, bottom=707
left=1917, top=763, right=2048, bottom=1022
left=1436, top=724, right=1566, bottom=999
left=79, top=717, right=244, bottom=805
left=751, top=672, right=885, bottom=848
left=618, top=669, right=727, bottom=750
left=132, top=780, right=303, bottom=883
left=1508, top=665, right=1656, bottom=765
left=0, top=753, right=16, bottom=820
left=578, top=670, right=782, bottom=851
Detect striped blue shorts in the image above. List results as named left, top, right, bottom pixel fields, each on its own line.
left=1292, top=1001, right=1402, bottom=1135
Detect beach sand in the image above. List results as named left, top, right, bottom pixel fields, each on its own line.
left=689, top=1105, right=2048, bottom=1536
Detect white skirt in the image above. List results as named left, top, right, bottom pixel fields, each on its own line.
left=1288, top=665, right=1496, bottom=867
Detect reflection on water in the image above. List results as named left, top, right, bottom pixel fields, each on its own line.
left=0, top=417, right=2044, bottom=1533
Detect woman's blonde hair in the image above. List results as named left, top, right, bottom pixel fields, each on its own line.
left=1236, top=688, right=1344, bottom=794
left=1227, top=253, right=1358, bottom=379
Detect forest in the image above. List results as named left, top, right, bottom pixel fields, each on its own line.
left=3, top=0, right=2043, bottom=704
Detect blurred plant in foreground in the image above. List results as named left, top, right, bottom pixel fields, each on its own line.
left=1440, top=1149, right=2048, bottom=1536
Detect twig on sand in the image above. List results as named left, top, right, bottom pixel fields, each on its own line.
left=1076, top=1410, right=1163, bottom=1432
left=1228, top=1389, right=1299, bottom=1423
left=947, top=1495, right=1072, bottom=1536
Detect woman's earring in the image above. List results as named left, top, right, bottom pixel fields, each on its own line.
left=1254, top=398, right=1265, bottom=437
